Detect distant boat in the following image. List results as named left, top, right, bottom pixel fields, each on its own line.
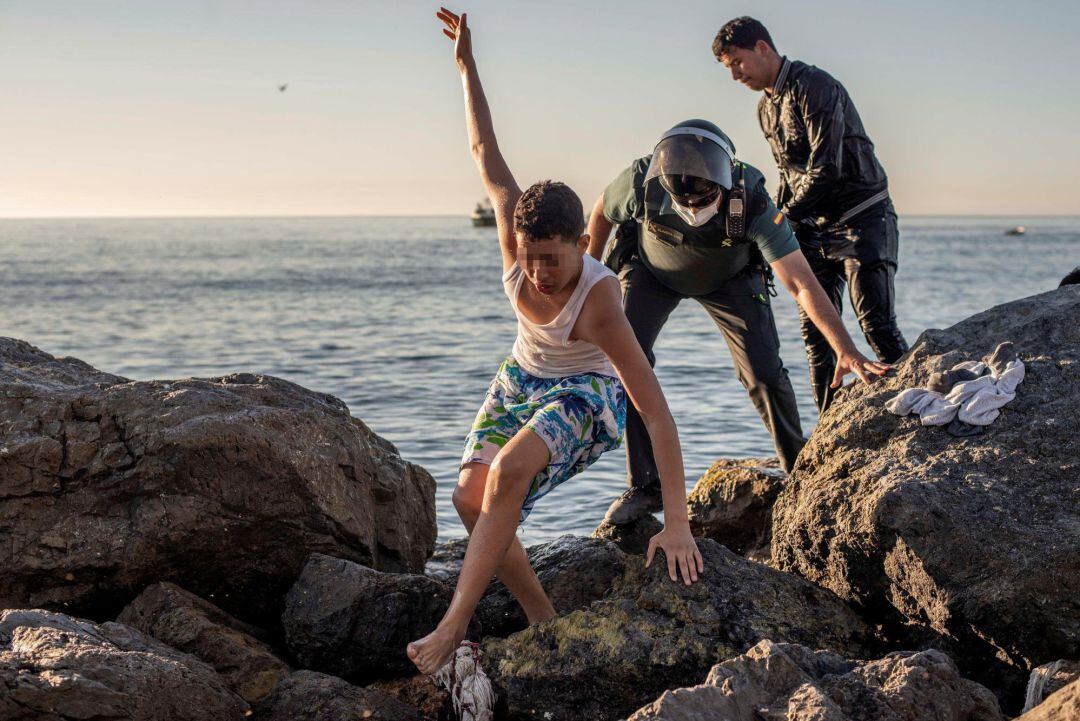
left=471, top=200, right=496, bottom=227
left=1005, top=226, right=1026, bottom=236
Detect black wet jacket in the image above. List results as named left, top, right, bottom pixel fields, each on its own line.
left=758, top=58, right=888, bottom=225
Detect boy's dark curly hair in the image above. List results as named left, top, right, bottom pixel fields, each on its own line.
left=513, top=180, right=584, bottom=242
left=712, top=17, right=776, bottom=60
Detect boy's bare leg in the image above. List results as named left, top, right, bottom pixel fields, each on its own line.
left=454, top=463, right=555, bottom=624
left=407, top=429, right=550, bottom=674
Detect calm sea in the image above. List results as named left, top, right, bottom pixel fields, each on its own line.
left=2, top=216, right=1076, bottom=544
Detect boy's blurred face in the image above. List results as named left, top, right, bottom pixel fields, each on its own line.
left=516, top=234, right=589, bottom=296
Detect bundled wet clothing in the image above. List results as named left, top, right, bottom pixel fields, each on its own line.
left=759, top=57, right=908, bottom=412
left=601, top=155, right=806, bottom=480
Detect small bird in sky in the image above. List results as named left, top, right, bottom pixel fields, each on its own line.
left=278, top=83, right=288, bottom=92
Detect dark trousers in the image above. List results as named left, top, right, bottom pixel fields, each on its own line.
left=796, top=203, right=909, bottom=413
left=620, top=260, right=806, bottom=483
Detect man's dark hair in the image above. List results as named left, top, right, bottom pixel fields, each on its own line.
left=712, top=16, right=776, bottom=60
left=513, top=180, right=584, bottom=242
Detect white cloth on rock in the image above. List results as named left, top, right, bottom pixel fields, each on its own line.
left=885, top=358, right=1024, bottom=427
left=433, top=642, right=494, bottom=721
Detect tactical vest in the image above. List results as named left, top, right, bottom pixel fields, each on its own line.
left=639, top=162, right=771, bottom=296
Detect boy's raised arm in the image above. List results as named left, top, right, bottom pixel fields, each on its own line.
left=438, top=8, right=520, bottom=270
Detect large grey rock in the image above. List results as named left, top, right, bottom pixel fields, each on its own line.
left=117, top=582, right=290, bottom=703
left=0, top=608, right=248, bottom=720
left=282, top=553, right=451, bottom=681
left=483, top=538, right=873, bottom=721
left=771, top=288, right=1080, bottom=705
left=1017, top=678, right=1080, bottom=720
left=0, top=338, right=436, bottom=625
left=628, top=639, right=1003, bottom=721
left=254, top=670, right=424, bottom=721
left=686, top=456, right=785, bottom=560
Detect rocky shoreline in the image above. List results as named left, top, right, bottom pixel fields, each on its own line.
left=2, top=286, right=1078, bottom=720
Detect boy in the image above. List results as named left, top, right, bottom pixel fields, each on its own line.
left=406, top=8, right=702, bottom=675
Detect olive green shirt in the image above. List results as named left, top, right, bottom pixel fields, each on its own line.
left=603, top=155, right=799, bottom=266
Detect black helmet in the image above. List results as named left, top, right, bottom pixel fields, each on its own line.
left=645, top=119, right=736, bottom=199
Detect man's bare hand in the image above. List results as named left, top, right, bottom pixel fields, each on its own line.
left=646, top=525, right=704, bottom=586
left=436, top=7, right=472, bottom=68
left=831, top=349, right=891, bottom=388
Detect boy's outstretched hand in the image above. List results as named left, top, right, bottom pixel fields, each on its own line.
left=437, top=7, right=472, bottom=67
left=647, top=525, right=704, bottom=586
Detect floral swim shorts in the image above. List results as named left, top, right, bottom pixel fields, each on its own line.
left=461, top=357, right=627, bottom=522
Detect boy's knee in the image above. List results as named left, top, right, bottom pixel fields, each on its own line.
left=488, top=458, right=533, bottom=501
left=452, top=479, right=483, bottom=523
left=452, top=485, right=477, bottom=514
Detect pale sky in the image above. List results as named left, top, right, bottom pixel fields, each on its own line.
left=2, top=0, right=1078, bottom=218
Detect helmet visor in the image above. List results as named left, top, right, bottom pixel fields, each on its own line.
left=659, top=174, right=721, bottom=208
left=644, top=131, right=734, bottom=191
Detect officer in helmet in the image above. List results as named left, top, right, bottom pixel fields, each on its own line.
left=588, top=119, right=889, bottom=523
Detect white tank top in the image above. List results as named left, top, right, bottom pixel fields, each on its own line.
left=503, top=254, right=618, bottom=379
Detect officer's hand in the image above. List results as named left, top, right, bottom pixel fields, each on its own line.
left=831, top=350, right=891, bottom=388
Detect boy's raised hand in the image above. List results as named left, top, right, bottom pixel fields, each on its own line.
left=437, top=7, right=472, bottom=67
left=647, top=525, right=704, bottom=586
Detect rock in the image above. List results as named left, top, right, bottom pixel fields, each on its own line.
left=0, top=338, right=436, bottom=625
left=1023, top=660, right=1080, bottom=713
left=627, top=639, right=1003, bottom=721
left=117, top=582, right=290, bottom=703
left=686, top=456, right=785, bottom=559
left=474, top=535, right=628, bottom=637
left=282, top=553, right=451, bottom=681
left=483, top=538, right=873, bottom=721
left=425, top=538, right=470, bottom=583
left=1017, top=677, right=1080, bottom=720
left=771, top=288, right=1080, bottom=706
left=372, top=676, right=453, bottom=721
left=591, top=513, right=663, bottom=555
left=0, top=608, right=248, bottom=720
left=254, top=670, right=424, bottom=721
left=424, top=535, right=629, bottom=638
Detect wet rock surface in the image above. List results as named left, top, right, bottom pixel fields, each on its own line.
left=254, top=670, right=425, bottom=721
left=0, top=608, right=248, bottom=721
left=424, top=537, right=470, bottom=583
left=686, top=456, right=785, bottom=559
left=117, top=582, right=290, bottom=703
left=483, top=538, right=873, bottom=721
left=627, top=639, right=1003, bottom=721
left=0, top=338, right=436, bottom=625
left=771, top=288, right=1080, bottom=704
left=282, top=553, right=451, bottom=681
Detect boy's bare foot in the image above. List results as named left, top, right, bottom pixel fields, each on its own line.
left=407, top=625, right=463, bottom=675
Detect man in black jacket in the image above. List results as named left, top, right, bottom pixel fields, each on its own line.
left=714, top=17, right=908, bottom=413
